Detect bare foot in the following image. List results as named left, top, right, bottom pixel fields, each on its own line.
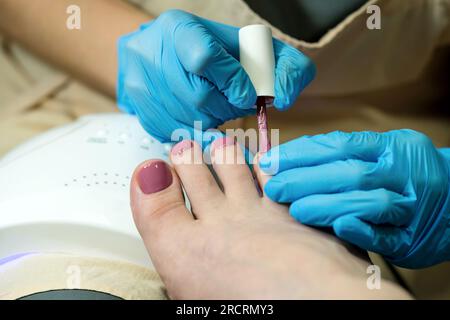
left=130, top=138, right=410, bottom=299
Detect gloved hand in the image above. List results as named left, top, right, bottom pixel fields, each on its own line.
left=117, top=9, right=315, bottom=143
left=259, top=130, right=450, bottom=268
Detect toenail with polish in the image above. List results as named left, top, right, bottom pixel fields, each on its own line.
left=138, top=161, right=173, bottom=194
left=211, top=136, right=235, bottom=151
left=171, top=140, right=194, bottom=156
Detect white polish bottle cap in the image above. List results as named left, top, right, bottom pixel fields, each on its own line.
left=239, top=24, right=275, bottom=98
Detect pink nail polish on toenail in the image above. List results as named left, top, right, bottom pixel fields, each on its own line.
left=171, top=140, right=194, bottom=156
left=211, top=136, right=235, bottom=151
left=138, top=161, right=173, bottom=194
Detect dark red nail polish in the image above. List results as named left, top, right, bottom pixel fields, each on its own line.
left=138, top=161, right=173, bottom=194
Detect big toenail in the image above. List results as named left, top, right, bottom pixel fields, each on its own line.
left=211, top=136, right=235, bottom=152
left=171, top=140, right=194, bottom=156
left=138, top=161, right=173, bottom=194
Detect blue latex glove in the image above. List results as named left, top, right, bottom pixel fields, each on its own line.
left=260, top=130, right=450, bottom=268
left=117, top=9, right=315, bottom=143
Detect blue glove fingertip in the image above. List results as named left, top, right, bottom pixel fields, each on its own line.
left=273, top=97, right=291, bottom=111
left=333, top=216, right=373, bottom=251
left=272, top=48, right=316, bottom=111
left=289, top=199, right=324, bottom=226
left=259, top=150, right=281, bottom=175
left=263, top=179, right=283, bottom=202
left=258, top=152, right=271, bottom=169
left=288, top=201, right=302, bottom=222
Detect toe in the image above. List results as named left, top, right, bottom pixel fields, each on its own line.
left=210, top=137, right=260, bottom=202
left=253, top=153, right=272, bottom=190
left=130, top=160, right=193, bottom=261
left=170, top=140, right=225, bottom=218
left=254, top=153, right=285, bottom=209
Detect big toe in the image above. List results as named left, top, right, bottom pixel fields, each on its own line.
left=130, top=160, right=193, bottom=271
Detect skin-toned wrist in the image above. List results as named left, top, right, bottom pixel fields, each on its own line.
left=0, top=0, right=152, bottom=97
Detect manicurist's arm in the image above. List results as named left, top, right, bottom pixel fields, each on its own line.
left=0, top=0, right=152, bottom=97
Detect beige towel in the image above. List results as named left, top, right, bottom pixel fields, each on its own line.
left=0, top=253, right=166, bottom=300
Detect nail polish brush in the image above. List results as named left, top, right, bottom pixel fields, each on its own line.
left=239, top=24, right=275, bottom=153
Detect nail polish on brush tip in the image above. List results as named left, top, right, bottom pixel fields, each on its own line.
left=257, top=97, right=271, bottom=153
left=138, top=161, right=173, bottom=194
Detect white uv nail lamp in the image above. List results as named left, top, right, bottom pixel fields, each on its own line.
left=0, top=113, right=174, bottom=268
